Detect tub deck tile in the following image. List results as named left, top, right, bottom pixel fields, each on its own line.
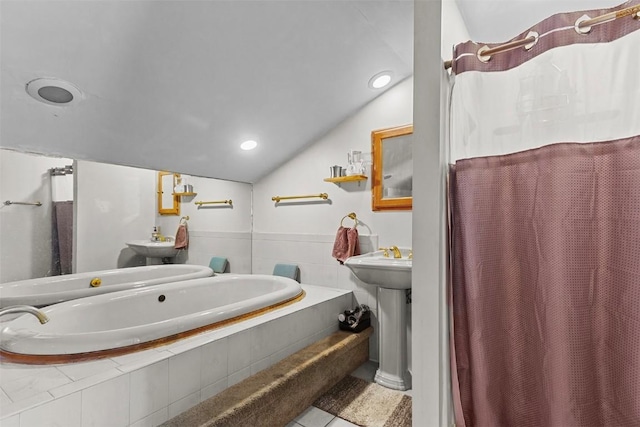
left=48, top=367, right=124, bottom=399
left=0, top=391, right=53, bottom=420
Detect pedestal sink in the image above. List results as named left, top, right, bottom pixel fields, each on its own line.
left=344, top=248, right=411, bottom=390
left=126, top=240, right=179, bottom=265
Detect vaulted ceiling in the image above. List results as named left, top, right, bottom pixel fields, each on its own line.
left=0, top=0, right=623, bottom=182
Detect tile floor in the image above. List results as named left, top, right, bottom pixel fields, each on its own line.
left=286, top=361, right=409, bottom=427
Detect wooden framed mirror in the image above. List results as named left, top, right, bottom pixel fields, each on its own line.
left=371, top=124, right=413, bottom=211
left=158, top=171, right=181, bottom=215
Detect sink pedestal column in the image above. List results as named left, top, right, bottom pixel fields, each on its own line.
left=375, top=287, right=411, bottom=391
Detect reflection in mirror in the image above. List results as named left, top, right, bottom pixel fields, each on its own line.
left=1, top=148, right=254, bottom=284
left=0, top=150, right=74, bottom=282
left=371, top=124, right=413, bottom=211
left=158, top=171, right=180, bottom=215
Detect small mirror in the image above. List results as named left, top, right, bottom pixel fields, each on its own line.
left=158, top=171, right=180, bottom=215
left=371, top=124, right=413, bottom=211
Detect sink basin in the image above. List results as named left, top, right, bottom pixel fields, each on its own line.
left=126, top=240, right=179, bottom=258
left=344, top=249, right=411, bottom=289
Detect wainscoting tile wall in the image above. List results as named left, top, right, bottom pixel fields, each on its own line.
left=252, top=232, right=382, bottom=361
left=183, top=231, right=252, bottom=273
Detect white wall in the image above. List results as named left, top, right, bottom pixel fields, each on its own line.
left=412, top=0, right=468, bottom=425
left=253, top=76, right=413, bottom=246
left=0, top=150, right=73, bottom=282
left=252, top=77, right=414, bottom=363
left=441, top=0, right=470, bottom=60
left=156, top=175, right=253, bottom=273
left=74, top=160, right=157, bottom=273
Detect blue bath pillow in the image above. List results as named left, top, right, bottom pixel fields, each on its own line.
left=272, top=263, right=300, bottom=283
left=209, top=257, right=229, bottom=274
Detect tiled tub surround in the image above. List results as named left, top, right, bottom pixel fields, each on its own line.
left=0, top=285, right=352, bottom=427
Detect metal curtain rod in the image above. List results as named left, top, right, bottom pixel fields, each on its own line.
left=4, top=200, right=42, bottom=207
left=444, top=4, right=640, bottom=69
left=194, top=200, right=233, bottom=206
left=272, top=193, right=328, bottom=203
left=577, top=3, right=640, bottom=30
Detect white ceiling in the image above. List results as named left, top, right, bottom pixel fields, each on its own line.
left=0, top=1, right=413, bottom=183
left=0, top=0, right=624, bottom=182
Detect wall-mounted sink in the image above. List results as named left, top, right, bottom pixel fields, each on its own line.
left=344, top=249, right=411, bottom=289
left=344, top=247, right=412, bottom=391
left=126, top=240, right=179, bottom=259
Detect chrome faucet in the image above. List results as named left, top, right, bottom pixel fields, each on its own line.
left=390, top=246, right=402, bottom=259
left=0, top=305, right=49, bottom=324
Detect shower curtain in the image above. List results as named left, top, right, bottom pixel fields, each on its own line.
left=448, top=2, right=640, bottom=426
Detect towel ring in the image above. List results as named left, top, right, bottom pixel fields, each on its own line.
left=340, top=212, right=358, bottom=228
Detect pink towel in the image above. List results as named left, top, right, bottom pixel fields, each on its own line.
left=331, top=226, right=360, bottom=264
left=174, top=223, right=189, bottom=249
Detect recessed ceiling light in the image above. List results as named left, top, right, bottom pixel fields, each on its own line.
left=26, top=77, right=83, bottom=106
left=368, top=71, right=393, bottom=89
left=240, top=140, right=258, bottom=151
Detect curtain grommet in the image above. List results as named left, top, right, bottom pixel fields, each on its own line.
left=477, top=45, right=492, bottom=63
left=524, top=31, right=539, bottom=50
left=575, top=14, right=592, bottom=34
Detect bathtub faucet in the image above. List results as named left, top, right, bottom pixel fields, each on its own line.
left=0, top=305, right=49, bottom=324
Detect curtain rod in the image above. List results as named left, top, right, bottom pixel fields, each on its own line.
left=444, top=4, right=640, bottom=70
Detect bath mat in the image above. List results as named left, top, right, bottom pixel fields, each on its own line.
left=314, top=375, right=412, bottom=427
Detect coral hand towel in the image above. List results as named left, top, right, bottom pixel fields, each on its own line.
left=174, top=223, right=189, bottom=249
left=332, top=226, right=360, bottom=264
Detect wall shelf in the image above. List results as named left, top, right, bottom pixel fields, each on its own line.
left=172, top=192, right=197, bottom=197
left=323, top=175, right=367, bottom=183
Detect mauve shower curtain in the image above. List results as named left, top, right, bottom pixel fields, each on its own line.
left=448, top=2, right=640, bottom=426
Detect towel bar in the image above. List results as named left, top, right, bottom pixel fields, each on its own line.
left=4, top=200, right=42, bottom=207
left=272, top=193, right=328, bottom=203
left=195, top=200, right=232, bottom=206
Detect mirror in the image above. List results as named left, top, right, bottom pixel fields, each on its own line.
left=158, top=171, right=180, bottom=215
left=0, top=149, right=253, bottom=283
left=371, top=124, right=413, bottom=211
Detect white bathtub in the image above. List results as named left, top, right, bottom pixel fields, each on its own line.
left=0, top=274, right=303, bottom=359
left=0, top=265, right=213, bottom=308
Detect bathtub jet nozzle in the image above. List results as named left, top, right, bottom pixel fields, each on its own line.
left=0, top=305, right=49, bottom=324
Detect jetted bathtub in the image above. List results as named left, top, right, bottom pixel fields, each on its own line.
left=0, top=274, right=304, bottom=361
left=0, top=264, right=213, bottom=308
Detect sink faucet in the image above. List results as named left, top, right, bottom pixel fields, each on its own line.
left=0, top=305, right=49, bottom=324
left=390, top=246, right=402, bottom=258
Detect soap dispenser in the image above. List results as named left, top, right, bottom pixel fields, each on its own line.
left=151, top=226, right=161, bottom=242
